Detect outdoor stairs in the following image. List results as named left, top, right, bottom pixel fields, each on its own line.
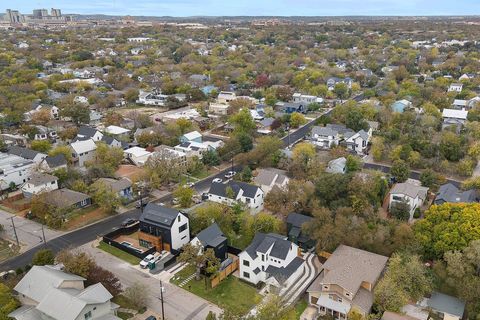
left=179, top=272, right=196, bottom=287
left=281, top=253, right=321, bottom=305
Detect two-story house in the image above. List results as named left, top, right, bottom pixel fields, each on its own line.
left=448, top=83, right=463, bottom=92
left=239, top=233, right=304, bottom=290
left=77, top=126, right=104, bottom=142
left=190, top=223, right=228, bottom=262
left=70, top=139, right=97, bottom=167
left=138, top=203, right=190, bottom=254
left=345, top=129, right=371, bottom=155
left=7, top=146, right=46, bottom=164
left=9, top=265, right=120, bottom=320
left=0, top=153, right=35, bottom=191
left=311, top=126, right=342, bottom=149
left=388, top=182, right=429, bottom=221
left=286, top=213, right=315, bottom=250
left=207, top=181, right=265, bottom=214
left=307, top=245, right=389, bottom=320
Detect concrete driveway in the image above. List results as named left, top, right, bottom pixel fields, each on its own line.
left=0, top=209, right=63, bottom=252
left=81, top=242, right=222, bottom=320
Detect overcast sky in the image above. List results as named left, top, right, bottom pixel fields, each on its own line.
left=2, top=0, right=480, bottom=16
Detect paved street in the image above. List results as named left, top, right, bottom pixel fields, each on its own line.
left=81, top=242, right=221, bottom=320
left=0, top=209, right=63, bottom=252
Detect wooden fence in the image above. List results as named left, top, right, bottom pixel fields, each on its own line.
left=1, top=193, right=30, bottom=211
left=211, top=256, right=239, bottom=288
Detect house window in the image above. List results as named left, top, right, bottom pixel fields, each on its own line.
left=243, top=260, right=250, bottom=267
left=179, top=223, right=188, bottom=233
left=139, top=239, right=152, bottom=248
left=80, top=199, right=88, bottom=206
left=178, top=215, right=181, bottom=222
left=84, top=311, right=92, bottom=319
left=392, top=195, right=403, bottom=201
left=261, top=255, right=264, bottom=261
left=243, top=272, right=250, bottom=278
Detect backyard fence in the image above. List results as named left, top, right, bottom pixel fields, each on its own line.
left=211, top=256, right=239, bottom=288
left=102, top=223, right=155, bottom=259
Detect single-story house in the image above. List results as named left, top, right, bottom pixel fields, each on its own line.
left=43, top=188, right=92, bottom=210
left=95, top=177, right=133, bottom=199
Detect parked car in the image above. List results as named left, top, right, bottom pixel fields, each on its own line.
left=192, top=195, right=202, bottom=204
left=212, top=178, right=222, bottom=183
left=224, top=171, right=236, bottom=179
left=145, top=316, right=157, bottom=320
left=140, top=254, right=156, bottom=268
left=135, top=198, right=149, bottom=209
left=121, top=218, right=136, bottom=227
left=186, top=181, right=195, bottom=187
left=201, top=192, right=209, bottom=201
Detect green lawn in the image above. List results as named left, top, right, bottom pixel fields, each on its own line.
left=117, top=311, right=134, bottom=320
left=171, top=265, right=261, bottom=315
left=97, top=241, right=141, bottom=265
left=294, top=299, right=308, bottom=319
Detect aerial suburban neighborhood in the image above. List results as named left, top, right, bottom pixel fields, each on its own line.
left=0, top=2, right=480, bottom=320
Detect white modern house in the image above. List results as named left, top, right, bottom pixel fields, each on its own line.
left=70, top=139, right=97, bottom=167
left=21, top=172, right=59, bottom=198
left=388, top=182, right=429, bottom=221
left=448, top=83, right=463, bottom=92
left=209, top=103, right=230, bottom=115
left=217, top=91, right=237, bottom=104
left=292, top=93, right=324, bottom=104
left=207, top=181, right=265, bottom=214
left=104, top=125, right=131, bottom=139
left=9, top=265, right=121, bottom=320
left=442, top=108, right=468, bottom=131
left=311, top=126, right=341, bottom=148
left=123, top=147, right=152, bottom=166
left=0, top=153, right=35, bottom=190
left=307, top=245, right=388, bottom=320
left=238, top=233, right=304, bottom=290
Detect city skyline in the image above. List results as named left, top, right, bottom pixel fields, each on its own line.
left=2, top=0, right=480, bottom=17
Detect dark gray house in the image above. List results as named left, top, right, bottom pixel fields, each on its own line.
left=191, top=223, right=228, bottom=262
left=434, top=183, right=477, bottom=205
left=286, top=213, right=315, bottom=250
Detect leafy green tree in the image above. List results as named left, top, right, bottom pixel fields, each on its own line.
left=391, top=160, right=410, bottom=183
left=202, top=150, right=220, bottom=166
left=390, top=200, right=411, bottom=221
left=333, top=82, right=349, bottom=99
left=32, top=249, right=55, bottom=266
left=178, top=243, right=220, bottom=281
left=253, top=295, right=296, bottom=320
left=92, top=143, right=124, bottom=173
left=229, top=108, right=256, bottom=135
left=413, top=203, right=480, bottom=259
left=0, top=283, right=19, bottom=320
left=375, top=253, right=432, bottom=312
left=289, top=112, right=307, bottom=128
left=345, top=108, right=368, bottom=132
left=56, top=250, right=95, bottom=278
left=440, top=131, right=464, bottom=162
left=90, top=182, right=120, bottom=214
left=345, top=155, right=361, bottom=173
left=30, top=140, right=52, bottom=153
left=61, top=103, right=90, bottom=125
left=419, top=169, right=438, bottom=188
left=174, top=185, right=194, bottom=208
left=49, top=145, right=72, bottom=162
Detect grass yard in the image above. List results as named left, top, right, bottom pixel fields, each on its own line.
left=171, top=265, right=261, bottom=315
left=63, top=206, right=110, bottom=231
left=117, top=311, right=134, bottom=320
left=0, top=238, right=19, bottom=262
left=97, top=241, right=141, bottom=265
left=294, top=298, right=308, bottom=319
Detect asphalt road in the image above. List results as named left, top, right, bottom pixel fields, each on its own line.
left=0, top=209, right=142, bottom=271
left=0, top=112, right=326, bottom=271
left=363, top=162, right=462, bottom=187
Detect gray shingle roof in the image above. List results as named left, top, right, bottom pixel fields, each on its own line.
left=140, top=203, right=181, bottom=227
left=26, top=172, right=58, bottom=186
left=45, top=154, right=67, bottom=168
left=426, top=292, right=465, bottom=318
left=45, top=189, right=90, bottom=208
left=7, top=146, right=43, bottom=160
left=244, top=233, right=293, bottom=260
left=286, top=213, right=313, bottom=228
left=209, top=181, right=261, bottom=199
left=390, top=183, right=428, bottom=200
left=78, top=126, right=99, bottom=138
left=435, top=183, right=477, bottom=204
left=265, top=256, right=304, bottom=283
left=196, top=223, right=227, bottom=248
left=96, top=177, right=132, bottom=193
left=321, top=245, right=388, bottom=295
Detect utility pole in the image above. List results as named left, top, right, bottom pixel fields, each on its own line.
left=159, top=280, right=165, bottom=320
left=41, top=224, right=46, bottom=245
left=10, top=217, right=19, bottom=247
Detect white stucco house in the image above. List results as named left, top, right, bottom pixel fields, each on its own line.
left=442, top=108, right=468, bottom=131
left=239, top=233, right=304, bottom=290
left=310, top=126, right=342, bottom=148
left=388, top=182, right=429, bottom=221
left=217, top=91, right=236, bottom=104
left=345, top=129, right=371, bottom=155
left=448, top=83, right=463, bottom=92
left=21, top=172, right=59, bottom=198
left=123, top=147, right=152, bottom=166
left=70, top=139, right=97, bottom=167
left=9, top=265, right=121, bottom=320
left=0, top=153, right=35, bottom=191
left=207, top=181, right=264, bottom=214
left=253, top=168, right=289, bottom=194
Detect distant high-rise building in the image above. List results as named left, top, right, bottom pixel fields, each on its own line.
left=51, top=8, right=61, bottom=17
left=5, top=9, right=22, bottom=23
